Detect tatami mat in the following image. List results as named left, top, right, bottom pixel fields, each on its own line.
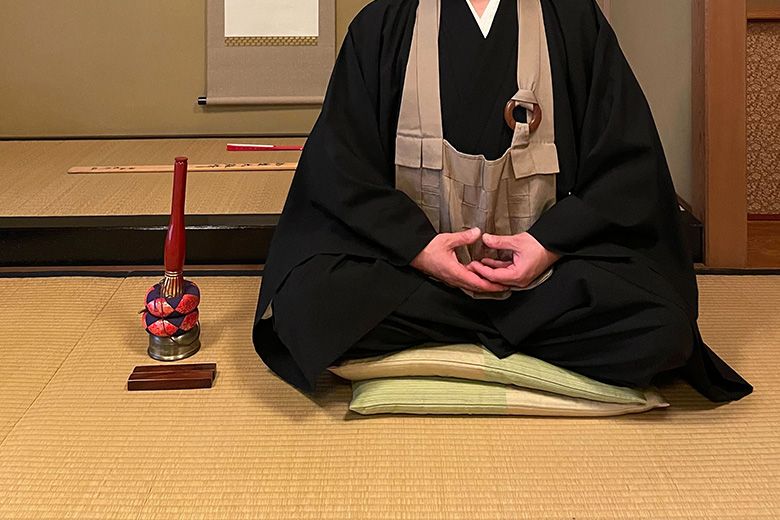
left=0, top=277, right=122, bottom=442
left=0, top=275, right=777, bottom=518
left=0, top=139, right=301, bottom=217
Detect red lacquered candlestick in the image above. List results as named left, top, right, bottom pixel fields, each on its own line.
left=161, top=156, right=188, bottom=297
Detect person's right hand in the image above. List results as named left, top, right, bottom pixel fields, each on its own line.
left=410, top=228, right=509, bottom=294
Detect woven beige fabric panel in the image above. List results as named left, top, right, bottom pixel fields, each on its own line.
left=0, top=275, right=777, bottom=519
left=0, top=277, right=122, bottom=442
left=0, top=139, right=300, bottom=217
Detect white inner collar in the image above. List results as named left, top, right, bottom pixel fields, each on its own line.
left=465, top=0, right=502, bottom=38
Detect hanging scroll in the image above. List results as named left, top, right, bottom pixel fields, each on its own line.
left=205, top=0, right=336, bottom=105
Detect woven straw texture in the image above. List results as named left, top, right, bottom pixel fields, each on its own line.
left=0, top=139, right=301, bottom=217
left=0, top=277, right=122, bottom=442
left=0, top=275, right=777, bottom=519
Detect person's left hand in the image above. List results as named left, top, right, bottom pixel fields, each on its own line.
left=466, top=232, right=561, bottom=288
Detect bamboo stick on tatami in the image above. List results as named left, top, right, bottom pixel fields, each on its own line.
left=67, top=162, right=298, bottom=174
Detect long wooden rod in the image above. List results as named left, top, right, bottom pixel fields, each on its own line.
left=67, top=162, right=298, bottom=175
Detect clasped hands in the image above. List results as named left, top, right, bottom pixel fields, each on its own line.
left=410, top=227, right=561, bottom=294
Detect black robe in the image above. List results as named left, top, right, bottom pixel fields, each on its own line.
left=253, top=0, right=753, bottom=402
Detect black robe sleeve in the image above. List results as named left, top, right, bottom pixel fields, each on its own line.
left=255, top=0, right=432, bottom=319
left=528, top=2, right=698, bottom=313
left=286, top=6, right=436, bottom=266
left=530, top=1, right=751, bottom=401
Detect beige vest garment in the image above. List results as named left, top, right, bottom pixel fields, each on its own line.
left=395, top=0, right=559, bottom=299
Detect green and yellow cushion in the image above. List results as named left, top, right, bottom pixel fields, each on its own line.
left=328, top=344, right=649, bottom=405
left=349, top=377, right=668, bottom=417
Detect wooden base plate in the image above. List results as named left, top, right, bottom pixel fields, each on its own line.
left=128, top=363, right=217, bottom=391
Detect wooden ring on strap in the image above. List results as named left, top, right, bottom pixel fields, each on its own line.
left=504, top=100, right=543, bottom=133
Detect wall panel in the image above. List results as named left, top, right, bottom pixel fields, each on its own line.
left=0, top=0, right=371, bottom=138
left=608, top=0, right=694, bottom=205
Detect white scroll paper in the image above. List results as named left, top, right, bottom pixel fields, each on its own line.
left=224, top=0, right=319, bottom=37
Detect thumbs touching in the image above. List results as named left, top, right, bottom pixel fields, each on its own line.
left=448, top=227, right=482, bottom=248
left=481, top=233, right=516, bottom=251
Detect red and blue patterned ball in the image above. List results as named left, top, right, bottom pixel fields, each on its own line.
left=142, top=309, right=200, bottom=337
left=143, top=280, right=200, bottom=337
left=145, top=281, right=200, bottom=318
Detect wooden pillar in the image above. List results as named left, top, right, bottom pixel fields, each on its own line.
left=691, top=0, right=748, bottom=267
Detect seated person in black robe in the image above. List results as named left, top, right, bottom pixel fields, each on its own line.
left=251, top=0, right=753, bottom=403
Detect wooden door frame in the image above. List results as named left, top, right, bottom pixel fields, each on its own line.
left=691, top=0, right=748, bottom=267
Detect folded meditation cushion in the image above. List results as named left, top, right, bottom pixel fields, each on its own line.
left=349, top=377, right=668, bottom=417
left=329, top=344, right=648, bottom=405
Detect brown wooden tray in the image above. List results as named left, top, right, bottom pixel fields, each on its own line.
left=128, top=363, right=216, bottom=391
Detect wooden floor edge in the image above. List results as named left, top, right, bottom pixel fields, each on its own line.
left=0, top=267, right=264, bottom=278
left=1, top=266, right=778, bottom=278
left=748, top=220, right=780, bottom=268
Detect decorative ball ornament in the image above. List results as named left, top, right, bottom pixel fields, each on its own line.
left=145, top=281, right=200, bottom=318
left=142, top=309, right=200, bottom=337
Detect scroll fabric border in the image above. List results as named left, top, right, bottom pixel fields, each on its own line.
left=225, top=36, right=319, bottom=47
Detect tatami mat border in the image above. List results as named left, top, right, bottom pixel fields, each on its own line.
left=0, top=214, right=278, bottom=267
left=1, top=216, right=706, bottom=267
left=696, top=268, right=780, bottom=275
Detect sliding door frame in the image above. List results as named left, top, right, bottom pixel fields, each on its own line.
left=691, top=0, right=748, bottom=267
